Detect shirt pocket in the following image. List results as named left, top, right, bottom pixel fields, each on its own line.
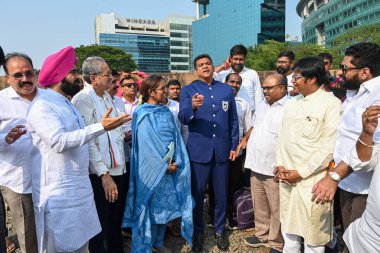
left=301, top=115, right=319, bottom=139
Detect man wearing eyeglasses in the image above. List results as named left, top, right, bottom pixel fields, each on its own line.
left=275, top=57, right=341, bottom=253
left=0, top=52, right=40, bottom=253
left=72, top=57, right=130, bottom=253
left=312, top=43, right=380, bottom=239
left=238, top=74, right=288, bottom=253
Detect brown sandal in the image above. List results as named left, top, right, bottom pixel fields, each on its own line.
left=5, top=237, right=15, bottom=253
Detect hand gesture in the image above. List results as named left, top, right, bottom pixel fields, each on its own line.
left=362, top=106, right=380, bottom=135
left=192, top=93, right=204, bottom=110
left=236, top=138, right=248, bottom=156
left=5, top=125, right=27, bottom=144
left=311, top=175, right=338, bottom=204
left=101, top=108, right=131, bottom=131
left=167, top=162, right=178, bottom=174
left=273, top=166, right=286, bottom=183
left=101, top=173, right=118, bottom=203
left=229, top=150, right=237, bottom=161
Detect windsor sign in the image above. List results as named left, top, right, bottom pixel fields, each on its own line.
left=125, top=18, right=157, bottom=25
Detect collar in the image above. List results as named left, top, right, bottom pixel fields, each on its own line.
left=7, top=85, right=39, bottom=101
left=227, top=66, right=249, bottom=74
left=265, top=95, right=288, bottom=107
left=123, top=96, right=139, bottom=104
left=299, top=88, right=323, bottom=101
left=361, top=75, right=380, bottom=93
left=195, top=79, right=218, bottom=86
left=46, top=88, right=68, bottom=101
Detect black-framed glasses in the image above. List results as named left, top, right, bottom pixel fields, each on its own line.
left=339, top=64, right=362, bottom=74
left=121, top=83, right=137, bottom=88
left=291, top=74, right=304, bottom=80
left=10, top=70, right=35, bottom=80
left=262, top=84, right=283, bottom=91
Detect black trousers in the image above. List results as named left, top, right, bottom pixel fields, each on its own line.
left=0, top=191, right=6, bottom=253
left=89, top=167, right=130, bottom=253
left=208, top=152, right=245, bottom=223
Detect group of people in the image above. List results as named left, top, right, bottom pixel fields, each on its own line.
left=0, top=41, right=379, bottom=253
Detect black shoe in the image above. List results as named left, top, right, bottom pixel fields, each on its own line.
left=192, top=234, right=204, bottom=253
left=226, top=219, right=238, bottom=231
left=244, top=236, right=267, bottom=248
left=215, top=231, right=229, bottom=251
left=269, top=248, right=282, bottom=253
left=206, top=220, right=215, bottom=228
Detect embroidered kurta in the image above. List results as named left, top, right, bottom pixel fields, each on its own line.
left=276, top=89, right=341, bottom=245
left=26, top=89, right=103, bottom=252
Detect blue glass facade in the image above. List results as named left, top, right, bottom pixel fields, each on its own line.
left=99, top=33, right=170, bottom=73
left=192, top=0, right=285, bottom=64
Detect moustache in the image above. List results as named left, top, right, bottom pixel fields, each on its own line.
left=19, top=81, right=34, bottom=87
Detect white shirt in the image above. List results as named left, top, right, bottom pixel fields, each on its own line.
left=344, top=143, right=380, bottom=252
left=166, top=99, right=189, bottom=144
left=72, top=85, right=126, bottom=177
left=111, top=96, right=131, bottom=162
left=215, top=67, right=262, bottom=111
left=286, top=72, right=294, bottom=93
left=335, top=76, right=380, bottom=194
left=0, top=86, right=44, bottom=194
left=245, top=96, right=288, bottom=176
left=26, top=89, right=103, bottom=252
left=235, top=97, right=252, bottom=141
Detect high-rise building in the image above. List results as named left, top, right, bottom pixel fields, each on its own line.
left=297, top=0, right=380, bottom=47
left=95, top=13, right=195, bottom=73
left=191, top=0, right=285, bottom=64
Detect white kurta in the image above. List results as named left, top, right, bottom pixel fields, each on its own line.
left=26, top=89, right=103, bottom=252
left=276, top=89, right=341, bottom=246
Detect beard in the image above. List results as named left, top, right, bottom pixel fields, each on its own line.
left=342, top=75, right=361, bottom=90
left=231, top=63, right=244, bottom=73
left=61, top=77, right=82, bottom=97
left=276, top=66, right=290, bottom=75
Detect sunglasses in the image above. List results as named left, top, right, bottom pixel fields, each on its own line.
left=339, top=64, right=362, bottom=74
left=121, top=83, right=137, bottom=88
left=10, top=70, right=35, bottom=80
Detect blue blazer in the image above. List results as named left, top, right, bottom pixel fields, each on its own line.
left=179, top=80, right=239, bottom=163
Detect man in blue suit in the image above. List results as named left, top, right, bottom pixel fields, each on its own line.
left=179, top=54, right=239, bottom=252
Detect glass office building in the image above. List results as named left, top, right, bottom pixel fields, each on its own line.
left=95, top=13, right=194, bottom=73
left=192, top=0, right=285, bottom=65
left=297, top=0, right=380, bottom=47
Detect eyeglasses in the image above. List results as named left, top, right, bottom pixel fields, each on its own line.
left=10, top=70, right=35, bottom=80
left=262, top=84, right=283, bottom=91
left=291, top=74, right=304, bottom=80
left=339, top=64, right=362, bottom=74
left=121, top=83, right=137, bottom=88
left=155, top=87, right=167, bottom=92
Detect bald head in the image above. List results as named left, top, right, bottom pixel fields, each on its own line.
left=262, top=74, right=287, bottom=105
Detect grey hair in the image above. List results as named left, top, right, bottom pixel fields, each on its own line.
left=4, top=52, right=33, bottom=74
left=82, top=56, right=107, bottom=83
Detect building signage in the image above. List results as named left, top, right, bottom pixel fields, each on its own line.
left=126, top=18, right=156, bottom=25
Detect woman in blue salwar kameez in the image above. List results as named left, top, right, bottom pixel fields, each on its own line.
left=122, top=75, right=193, bottom=253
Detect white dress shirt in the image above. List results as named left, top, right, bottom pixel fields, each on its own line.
left=26, top=89, right=103, bottom=252
left=235, top=97, right=252, bottom=141
left=215, top=67, right=263, bottom=111
left=72, top=84, right=126, bottom=177
left=335, top=76, right=380, bottom=194
left=111, top=96, right=130, bottom=162
left=245, top=96, right=288, bottom=176
left=0, top=86, right=44, bottom=194
left=344, top=143, right=380, bottom=252
left=166, top=99, right=189, bottom=144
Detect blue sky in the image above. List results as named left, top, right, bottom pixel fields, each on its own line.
left=0, top=0, right=301, bottom=69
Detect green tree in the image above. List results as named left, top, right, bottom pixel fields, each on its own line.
left=245, top=40, right=336, bottom=71
left=75, top=45, right=136, bottom=72
left=330, top=22, right=380, bottom=63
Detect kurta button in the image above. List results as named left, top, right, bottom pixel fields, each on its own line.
left=213, top=134, right=215, bottom=137
left=213, top=124, right=216, bottom=127
left=212, top=104, right=215, bottom=107
left=213, top=114, right=215, bottom=117
left=209, top=87, right=212, bottom=90
left=211, top=95, right=214, bottom=98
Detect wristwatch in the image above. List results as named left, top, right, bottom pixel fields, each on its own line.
left=329, top=171, right=341, bottom=182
